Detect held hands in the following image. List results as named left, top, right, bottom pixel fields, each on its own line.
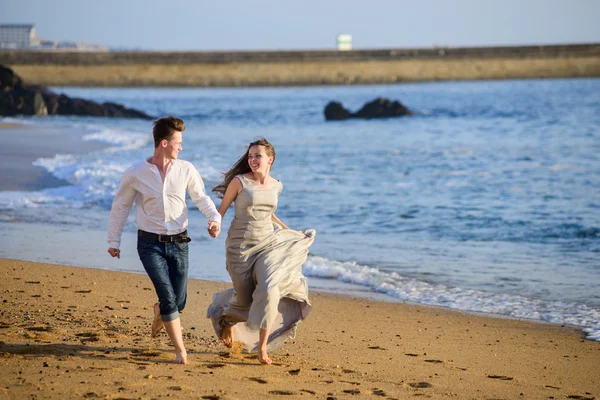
left=107, top=248, right=121, bottom=259
left=208, top=221, right=221, bottom=238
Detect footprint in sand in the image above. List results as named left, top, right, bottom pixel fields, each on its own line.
left=248, top=377, right=268, bottom=384
left=408, top=382, right=433, bottom=389
left=424, top=359, right=444, bottom=364
left=75, top=332, right=101, bottom=343
left=343, top=389, right=361, bottom=395
left=27, top=326, right=52, bottom=332
left=371, top=388, right=387, bottom=396
left=130, top=349, right=161, bottom=357
left=205, top=363, right=226, bottom=369
left=288, top=368, right=301, bottom=375
left=487, top=375, right=513, bottom=381
left=269, top=390, right=296, bottom=395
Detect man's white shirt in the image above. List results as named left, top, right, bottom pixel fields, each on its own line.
left=107, top=158, right=221, bottom=249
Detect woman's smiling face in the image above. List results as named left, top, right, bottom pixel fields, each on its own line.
left=247, top=145, right=273, bottom=173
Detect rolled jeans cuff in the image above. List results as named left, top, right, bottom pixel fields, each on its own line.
left=161, top=310, right=180, bottom=322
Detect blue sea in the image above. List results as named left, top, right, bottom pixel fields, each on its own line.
left=1, top=79, right=599, bottom=340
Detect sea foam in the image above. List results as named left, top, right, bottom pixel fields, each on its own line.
left=303, top=255, right=600, bottom=341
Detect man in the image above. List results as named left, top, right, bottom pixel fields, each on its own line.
left=107, top=116, right=221, bottom=364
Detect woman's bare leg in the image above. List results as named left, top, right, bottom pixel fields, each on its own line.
left=163, top=318, right=187, bottom=364
left=258, top=328, right=272, bottom=365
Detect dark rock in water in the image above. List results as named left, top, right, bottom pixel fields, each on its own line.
left=102, top=101, right=152, bottom=119
left=324, top=101, right=352, bottom=121
left=324, top=97, right=412, bottom=121
left=0, top=65, right=23, bottom=92
left=0, top=87, right=48, bottom=116
left=0, top=64, right=152, bottom=119
left=353, top=97, right=412, bottom=119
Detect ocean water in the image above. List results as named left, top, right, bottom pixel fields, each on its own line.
left=1, top=79, right=599, bottom=340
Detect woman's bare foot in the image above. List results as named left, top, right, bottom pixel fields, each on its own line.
left=258, top=348, right=272, bottom=365
left=174, top=350, right=188, bottom=364
left=151, top=303, right=164, bottom=338
left=221, top=325, right=234, bottom=348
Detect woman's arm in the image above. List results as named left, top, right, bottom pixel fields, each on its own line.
left=218, top=177, right=242, bottom=219
left=271, top=213, right=290, bottom=229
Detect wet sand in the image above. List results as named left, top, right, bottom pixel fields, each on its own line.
left=0, top=258, right=598, bottom=399
left=0, top=122, right=107, bottom=192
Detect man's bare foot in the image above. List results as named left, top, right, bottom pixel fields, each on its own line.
left=221, top=325, right=234, bottom=348
left=151, top=303, right=164, bottom=338
left=258, top=348, right=272, bottom=365
left=174, top=350, right=188, bottom=364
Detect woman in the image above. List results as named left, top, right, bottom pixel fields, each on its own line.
left=207, top=138, right=315, bottom=365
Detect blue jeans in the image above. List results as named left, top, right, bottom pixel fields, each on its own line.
left=137, top=236, right=189, bottom=322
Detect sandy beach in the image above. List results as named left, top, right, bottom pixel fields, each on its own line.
left=0, top=122, right=107, bottom=192
left=0, top=258, right=598, bottom=399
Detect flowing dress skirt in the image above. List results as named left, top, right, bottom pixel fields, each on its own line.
left=207, top=227, right=315, bottom=352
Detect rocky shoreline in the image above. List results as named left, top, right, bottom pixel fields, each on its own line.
left=0, top=65, right=151, bottom=118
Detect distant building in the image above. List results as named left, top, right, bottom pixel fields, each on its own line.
left=37, top=39, right=58, bottom=50
left=0, top=24, right=36, bottom=49
left=337, top=34, right=352, bottom=51
left=0, top=23, right=108, bottom=51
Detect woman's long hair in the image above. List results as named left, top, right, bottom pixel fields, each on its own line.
left=212, top=137, right=276, bottom=198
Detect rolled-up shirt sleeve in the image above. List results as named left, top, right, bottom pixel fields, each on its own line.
left=107, top=172, right=137, bottom=249
left=188, top=167, right=222, bottom=224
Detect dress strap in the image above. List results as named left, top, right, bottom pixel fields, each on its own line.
left=236, top=174, right=248, bottom=187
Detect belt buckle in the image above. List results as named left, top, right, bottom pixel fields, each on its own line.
left=158, top=234, right=168, bottom=243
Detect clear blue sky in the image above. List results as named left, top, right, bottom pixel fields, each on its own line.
left=2, top=0, right=599, bottom=50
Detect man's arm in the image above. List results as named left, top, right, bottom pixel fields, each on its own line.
left=107, top=172, right=136, bottom=255
left=187, top=167, right=222, bottom=236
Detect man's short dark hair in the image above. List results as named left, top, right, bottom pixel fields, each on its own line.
left=153, top=116, right=185, bottom=148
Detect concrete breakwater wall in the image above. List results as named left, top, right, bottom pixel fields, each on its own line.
left=1, top=43, right=599, bottom=87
